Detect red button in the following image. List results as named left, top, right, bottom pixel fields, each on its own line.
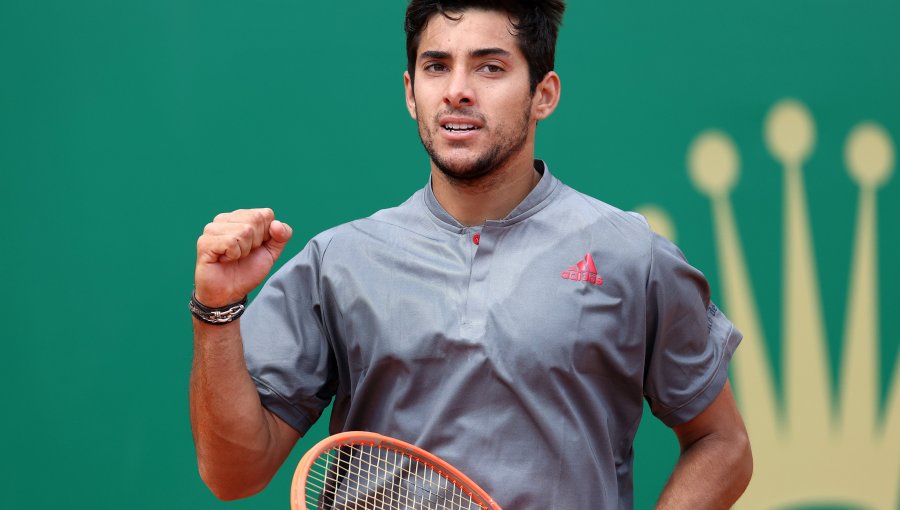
left=472, top=233, right=480, bottom=245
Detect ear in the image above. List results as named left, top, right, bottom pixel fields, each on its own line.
left=532, top=71, right=561, bottom=121
left=404, top=71, right=418, bottom=120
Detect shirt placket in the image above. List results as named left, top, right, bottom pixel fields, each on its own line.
left=461, top=225, right=491, bottom=339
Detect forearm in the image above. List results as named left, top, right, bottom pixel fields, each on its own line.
left=655, top=429, right=752, bottom=509
left=189, top=319, right=287, bottom=500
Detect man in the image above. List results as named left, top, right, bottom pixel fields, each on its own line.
left=190, top=1, right=753, bottom=508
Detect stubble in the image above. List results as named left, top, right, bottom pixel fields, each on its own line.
left=416, top=104, right=532, bottom=186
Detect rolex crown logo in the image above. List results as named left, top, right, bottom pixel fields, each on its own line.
left=642, top=98, right=899, bottom=509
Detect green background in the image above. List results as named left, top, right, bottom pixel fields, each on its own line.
left=2, top=1, right=898, bottom=508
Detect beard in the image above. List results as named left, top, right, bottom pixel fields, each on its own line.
left=416, top=105, right=531, bottom=183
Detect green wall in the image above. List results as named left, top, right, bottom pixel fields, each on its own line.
left=3, top=1, right=898, bottom=508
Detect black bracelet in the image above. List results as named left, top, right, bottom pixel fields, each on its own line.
left=189, top=290, right=248, bottom=325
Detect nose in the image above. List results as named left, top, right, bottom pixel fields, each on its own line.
left=444, top=69, right=475, bottom=109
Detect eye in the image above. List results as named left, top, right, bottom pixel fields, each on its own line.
left=424, top=62, right=448, bottom=73
left=479, top=64, right=504, bottom=74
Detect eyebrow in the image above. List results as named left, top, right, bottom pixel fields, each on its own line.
left=419, top=50, right=451, bottom=61
left=470, top=47, right=511, bottom=59
left=418, top=47, right=513, bottom=61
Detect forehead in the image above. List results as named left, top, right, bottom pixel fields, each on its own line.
left=417, top=9, right=522, bottom=58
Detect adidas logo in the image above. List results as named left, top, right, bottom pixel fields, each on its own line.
left=561, top=253, right=603, bottom=286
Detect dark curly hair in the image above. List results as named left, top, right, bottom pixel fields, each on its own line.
left=405, top=0, right=566, bottom=92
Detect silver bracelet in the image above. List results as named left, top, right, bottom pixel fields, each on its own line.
left=189, top=291, right=247, bottom=325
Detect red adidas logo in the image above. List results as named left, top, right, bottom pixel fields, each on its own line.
left=561, top=253, right=604, bottom=286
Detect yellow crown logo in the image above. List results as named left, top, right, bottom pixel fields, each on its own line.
left=641, top=99, right=899, bottom=509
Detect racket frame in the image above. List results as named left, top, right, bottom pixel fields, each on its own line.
left=291, top=430, right=501, bottom=510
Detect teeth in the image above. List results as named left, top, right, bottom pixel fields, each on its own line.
left=444, top=123, right=478, bottom=132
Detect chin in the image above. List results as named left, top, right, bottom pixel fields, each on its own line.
left=432, top=152, right=501, bottom=182
left=437, top=165, right=494, bottom=182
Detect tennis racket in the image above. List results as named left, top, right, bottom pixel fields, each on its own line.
left=291, top=431, right=501, bottom=510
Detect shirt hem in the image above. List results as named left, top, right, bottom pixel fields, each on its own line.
left=252, top=375, right=316, bottom=434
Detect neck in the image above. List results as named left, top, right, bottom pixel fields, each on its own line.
left=431, top=154, right=541, bottom=227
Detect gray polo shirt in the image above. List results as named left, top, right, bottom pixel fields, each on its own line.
left=242, top=161, right=742, bottom=509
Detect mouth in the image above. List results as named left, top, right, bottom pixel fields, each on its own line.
left=441, top=122, right=481, bottom=133
left=438, top=114, right=484, bottom=135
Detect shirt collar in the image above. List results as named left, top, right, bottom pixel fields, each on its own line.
left=423, top=160, right=560, bottom=233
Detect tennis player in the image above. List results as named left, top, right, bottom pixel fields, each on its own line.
left=190, top=1, right=753, bottom=508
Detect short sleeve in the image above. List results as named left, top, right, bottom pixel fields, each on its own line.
left=240, top=234, right=338, bottom=434
left=643, top=233, right=742, bottom=427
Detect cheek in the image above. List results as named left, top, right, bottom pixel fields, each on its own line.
left=412, top=91, right=439, bottom=118
left=491, top=89, right=533, bottom=123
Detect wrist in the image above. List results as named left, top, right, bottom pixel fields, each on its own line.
left=189, top=290, right=248, bottom=325
left=193, top=286, right=243, bottom=309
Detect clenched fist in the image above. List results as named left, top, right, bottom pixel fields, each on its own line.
left=194, top=208, right=293, bottom=308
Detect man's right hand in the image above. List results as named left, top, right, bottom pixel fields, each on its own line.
left=191, top=207, right=300, bottom=500
left=194, top=208, right=293, bottom=308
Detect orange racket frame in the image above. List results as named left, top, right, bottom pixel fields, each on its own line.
left=291, top=431, right=501, bottom=510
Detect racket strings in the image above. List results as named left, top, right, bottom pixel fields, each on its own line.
left=304, top=443, right=487, bottom=510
